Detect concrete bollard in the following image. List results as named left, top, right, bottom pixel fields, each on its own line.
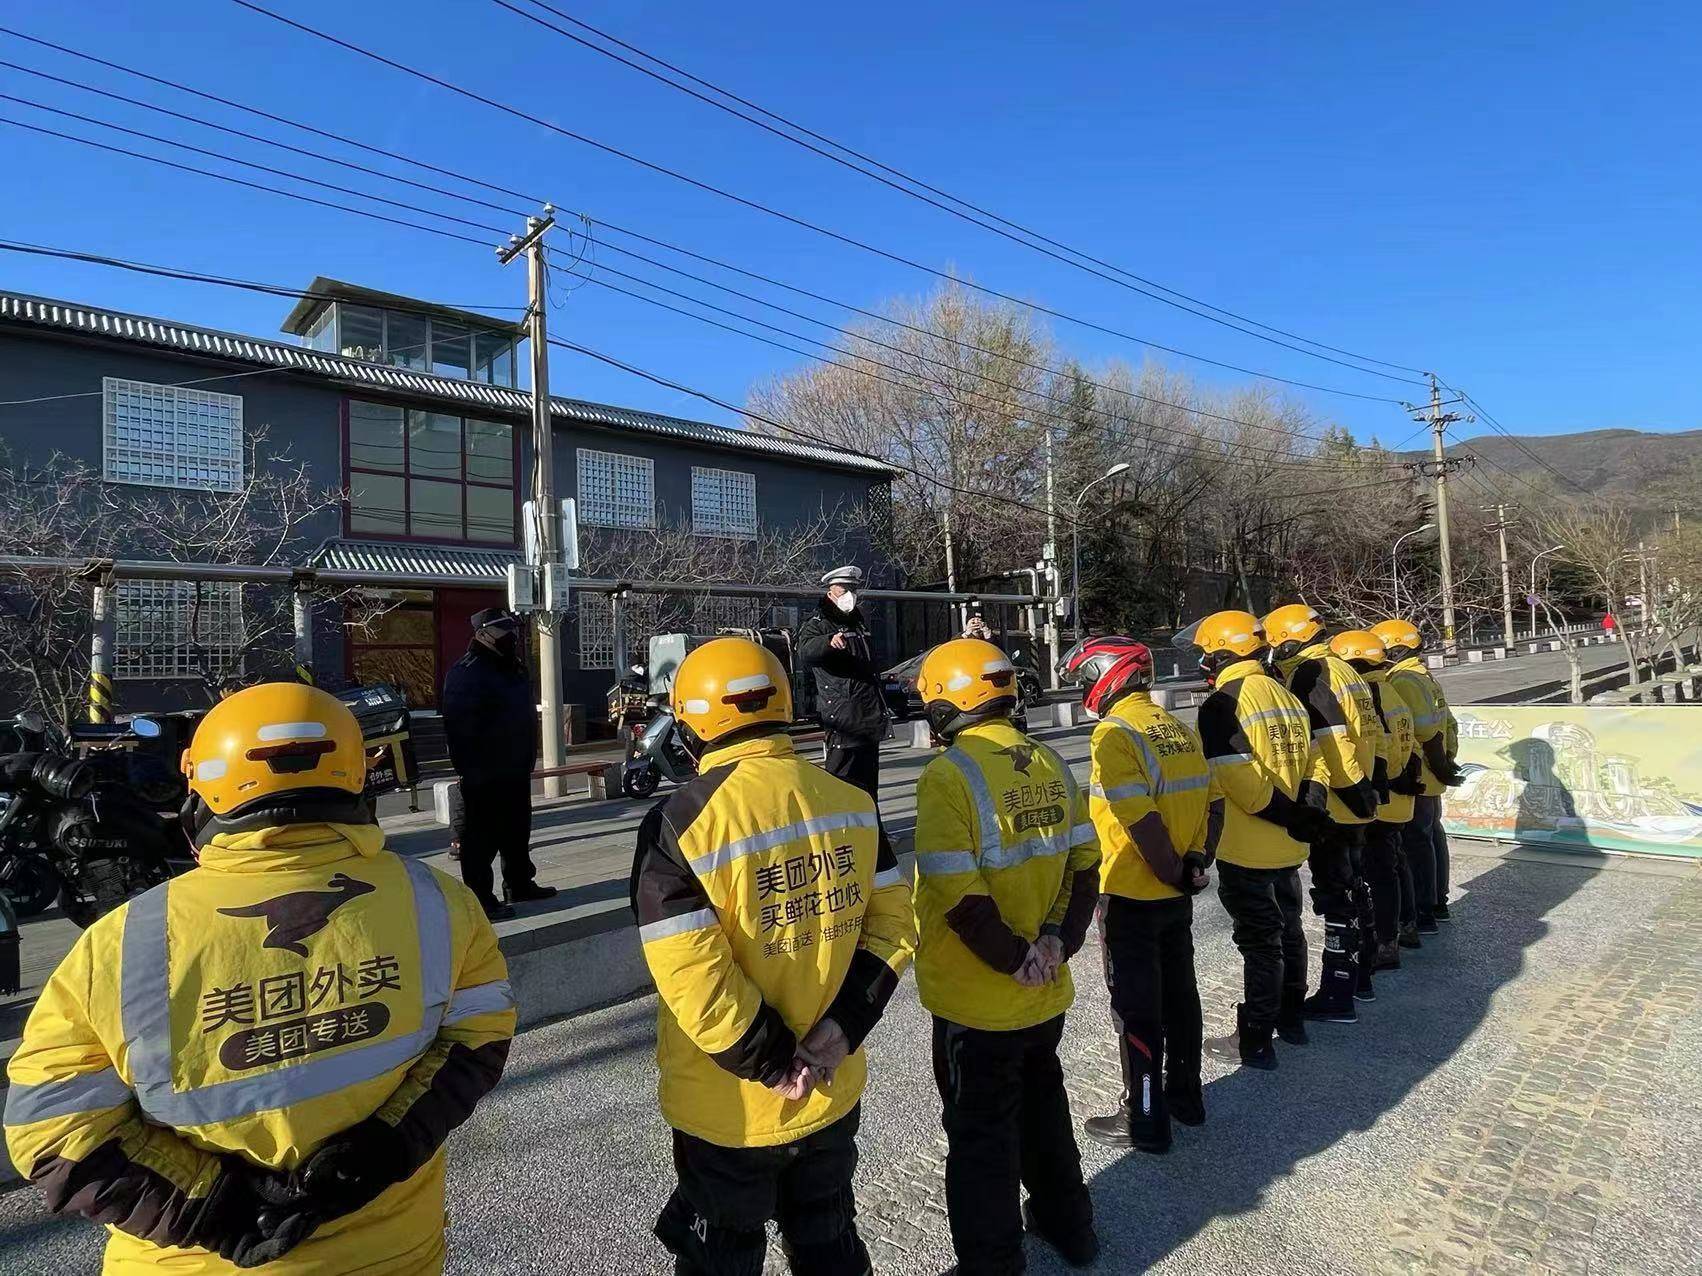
left=1528, top=643, right=1541, bottom=654
left=910, top=719, right=933, bottom=749
left=1152, top=688, right=1174, bottom=710
left=1467, top=649, right=1485, bottom=663
left=1426, top=654, right=1446, bottom=670
left=1051, top=701, right=1077, bottom=728
left=432, top=778, right=458, bottom=826
left=587, top=763, right=625, bottom=800
left=1491, top=648, right=1508, bottom=660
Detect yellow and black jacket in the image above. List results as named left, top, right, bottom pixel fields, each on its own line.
left=912, top=718, right=1100, bottom=1033
left=1088, top=693, right=1220, bottom=901
left=1389, top=656, right=1459, bottom=797
left=1196, top=659, right=1313, bottom=870
left=630, top=730, right=914, bottom=1149
left=1280, top=642, right=1381, bottom=825
left=4, top=822, right=514, bottom=1276
left=1369, top=670, right=1420, bottom=825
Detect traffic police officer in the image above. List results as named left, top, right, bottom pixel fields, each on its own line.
left=1062, top=637, right=1220, bottom=1154
left=5, top=683, right=515, bottom=1273
left=1373, top=619, right=1464, bottom=932
left=912, top=637, right=1100, bottom=1273
left=1180, top=612, right=1316, bottom=1070
left=631, top=637, right=915, bottom=1276
left=797, top=565, right=888, bottom=799
left=1263, top=604, right=1380, bottom=1024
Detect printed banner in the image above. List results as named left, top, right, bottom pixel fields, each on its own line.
left=1444, top=705, right=1702, bottom=858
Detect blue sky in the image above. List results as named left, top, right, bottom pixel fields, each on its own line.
left=1, top=0, right=1697, bottom=443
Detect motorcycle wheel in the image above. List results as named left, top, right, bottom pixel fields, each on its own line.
left=0, top=857, right=63, bottom=917
left=622, top=766, right=660, bottom=798
left=59, top=859, right=171, bottom=930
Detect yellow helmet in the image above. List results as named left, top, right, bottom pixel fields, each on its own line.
left=672, top=636, right=793, bottom=753
left=1329, top=629, right=1387, bottom=669
left=917, top=637, right=1018, bottom=738
left=182, top=683, right=367, bottom=836
left=1175, top=610, right=1267, bottom=683
left=1262, top=603, right=1325, bottom=653
left=1371, top=618, right=1424, bottom=658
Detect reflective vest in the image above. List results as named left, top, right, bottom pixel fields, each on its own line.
left=631, top=732, right=914, bottom=1149
left=4, top=823, right=514, bottom=1275
left=1369, top=671, right=1418, bottom=824
left=1284, top=643, right=1381, bottom=825
left=1089, top=694, right=1213, bottom=901
left=1390, top=657, right=1459, bottom=797
left=1197, top=659, right=1312, bottom=870
left=912, top=718, right=1099, bottom=1032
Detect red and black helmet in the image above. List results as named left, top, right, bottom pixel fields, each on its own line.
left=1058, top=635, right=1155, bottom=717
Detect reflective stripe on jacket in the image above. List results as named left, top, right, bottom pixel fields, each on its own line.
left=630, top=731, right=914, bottom=1149
left=1370, top=672, right=1418, bottom=824
left=1390, top=657, right=1459, bottom=796
left=1197, top=659, right=1312, bottom=870
left=1089, top=694, right=1213, bottom=901
left=1284, top=643, right=1380, bottom=825
left=4, top=822, right=514, bottom=1275
left=912, top=719, right=1099, bottom=1032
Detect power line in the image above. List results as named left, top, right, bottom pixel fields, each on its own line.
left=0, top=36, right=1384, bottom=444
left=0, top=361, right=287, bottom=406
left=223, top=0, right=1418, bottom=403
left=491, top=0, right=1427, bottom=382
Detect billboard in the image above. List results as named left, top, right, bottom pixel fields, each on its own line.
left=1443, top=705, right=1702, bottom=859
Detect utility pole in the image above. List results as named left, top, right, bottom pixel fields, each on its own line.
left=499, top=208, right=566, bottom=798
left=1485, top=503, right=1516, bottom=650
left=87, top=568, right=115, bottom=724
left=1407, top=374, right=1468, bottom=657
left=942, top=503, right=960, bottom=631
left=1042, top=428, right=1060, bottom=686
left=1637, top=540, right=1650, bottom=628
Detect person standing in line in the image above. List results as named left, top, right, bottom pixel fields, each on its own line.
left=1179, top=612, right=1318, bottom=1071
left=797, top=566, right=888, bottom=800
left=1061, top=637, right=1220, bottom=1154
left=441, top=608, right=557, bottom=922
left=912, top=637, right=1101, bottom=1273
left=631, top=637, right=915, bottom=1276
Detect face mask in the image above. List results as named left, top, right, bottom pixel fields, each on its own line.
left=833, top=591, right=857, bottom=614
left=482, top=628, right=519, bottom=659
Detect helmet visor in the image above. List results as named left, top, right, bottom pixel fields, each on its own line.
left=1173, top=618, right=1205, bottom=651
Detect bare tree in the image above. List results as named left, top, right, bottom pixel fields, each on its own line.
left=1535, top=498, right=1647, bottom=684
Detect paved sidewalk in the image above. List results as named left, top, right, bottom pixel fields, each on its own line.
left=4, top=843, right=1698, bottom=1274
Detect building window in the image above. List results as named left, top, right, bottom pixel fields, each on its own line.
left=577, top=449, right=655, bottom=529
left=577, top=593, right=616, bottom=669
left=115, top=581, right=245, bottom=679
left=103, top=377, right=244, bottom=491
left=347, top=401, right=516, bottom=543
left=691, top=467, right=757, bottom=539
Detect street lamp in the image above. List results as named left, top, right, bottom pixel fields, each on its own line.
left=1071, top=462, right=1131, bottom=638
left=1529, top=544, right=1566, bottom=639
left=1390, top=522, right=1436, bottom=617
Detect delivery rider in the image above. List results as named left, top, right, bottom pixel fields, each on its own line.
left=5, top=683, right=515, bottom=1273
left=1330, top=631, right=1423, bottom=976
left=912, top=637, right=1100, bottom=1273
left=1060, top=636, right=1219, bottom=1154
left=1262, top=603, right=1380, bottom=1024
left=1178, top=612, right=1316, bottom=1070
left=1372, top=619, right=1464, bottom=933
left=630, top=636, right=915, bottom=1276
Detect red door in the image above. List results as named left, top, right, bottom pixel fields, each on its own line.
left=435, top=590, right=490, bottom=702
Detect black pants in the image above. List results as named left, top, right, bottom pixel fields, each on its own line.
left=656, top=1107, right=869, bottom=1276
left=1394, top=833, right=1419, bottom=930
left=1364, top=822, right=1403, bottom=944
left=823, top=738, right=880, bottom=799
left=1215, top=863, right=1306, bottom=1030
left=1307, top=822, right=1362, bottom=921
left=1101, top=895, right=1202, bottom=1090
left=1404, top=796, right=1445, bottom=920
left=933, top=1014, right=1091, bottom=1275
left=456, top=775, right=537, bottom=906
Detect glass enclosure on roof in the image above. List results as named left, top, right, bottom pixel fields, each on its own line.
left=301, top=302, right=517, bottom=386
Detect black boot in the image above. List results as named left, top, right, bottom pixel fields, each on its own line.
left=1432, top=902, right=1452, bottom=921
left=1374, top=940, right=1402, bottom=971
left=1301, top=922, right=1359, bottom=1023
left=1165, top=1075, right=1205, bottom=1127
left=1353, top=920, right=1377, bottom=1003
left=505, top=882, right=558, bottom=904
left=1398, top=923, right=1423, bottom=950
left=1204, top=1004, right=1277, bottom=1071
left=1084, top=1025, right=1171, bottom=1153
left=1276, top=986, right=1309, bottom=1046
left=1022, top=1199, right=1099, bottom=1268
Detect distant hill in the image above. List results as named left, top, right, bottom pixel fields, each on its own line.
left=1398, top=428, right=1702, bottom=521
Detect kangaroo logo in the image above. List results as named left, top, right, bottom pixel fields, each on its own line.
left=998, top=743, right=1036, bottom=775
left=218, top=873, right=376, bottom=957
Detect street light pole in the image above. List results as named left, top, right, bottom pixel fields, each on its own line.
left=1529, top=544, right=1566, bottom=640
left=1390, top=522, right=1435, bottom=618
left=1070, top=462, right=1130, bottom=642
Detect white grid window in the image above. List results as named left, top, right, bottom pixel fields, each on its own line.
left=697, top=595, right=761, bottom=631
left=115, top=581, right=246, bottom=679
left=104, top=378, right=244, bottom=491
left=577, top=449, right=655, bottom=529
left=578, top=592, right=616, bottom=669
left=691, top=467, right=757, bottom=538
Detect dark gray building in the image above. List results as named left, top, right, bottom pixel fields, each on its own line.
left=0, top=282, right=892, bottom=724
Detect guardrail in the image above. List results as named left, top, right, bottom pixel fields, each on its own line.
left=1589, top=663, right=1702, bottom=706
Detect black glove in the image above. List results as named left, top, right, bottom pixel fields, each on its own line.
left=186, top=1161, right=319, bottom=1269
left=294, top=1118, right=411, bottom=1221
left=1180, top=851, right=1210, bottom=895
left=1334, top=778, right=1379, bottom=821
left=1390, top=774, right=1423, bottom=797
left=1257, top=789, right=1327, bottom=843
left=1441, top=762, right=1467, bottom=787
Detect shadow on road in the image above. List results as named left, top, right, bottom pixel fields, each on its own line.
left=1081, top=846, right=1595, bottom=1269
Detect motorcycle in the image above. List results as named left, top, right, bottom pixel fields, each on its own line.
left=0, top=711, right=192, bottom=928
left=620, top=703, right=697, bottom=798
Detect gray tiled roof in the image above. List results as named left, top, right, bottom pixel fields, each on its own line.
left=309, top=538, right=520, bottom=580
left=0, top=291, right=893, bottom=476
